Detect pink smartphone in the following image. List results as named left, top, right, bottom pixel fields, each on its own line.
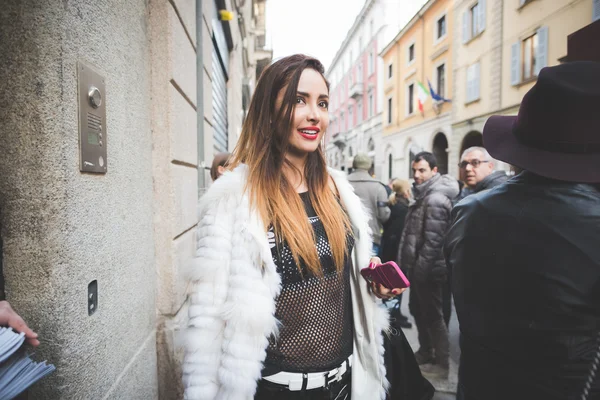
left=360, top=261, right=410, bottom=290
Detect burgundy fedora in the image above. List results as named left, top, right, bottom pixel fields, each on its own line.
left=483, top=61, right=600, bottom=183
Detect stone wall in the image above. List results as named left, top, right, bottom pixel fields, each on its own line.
left=0, top=0, right=157, bottom=398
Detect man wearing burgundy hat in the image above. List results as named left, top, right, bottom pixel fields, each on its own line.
left=444, top=61, right=600, bottom=400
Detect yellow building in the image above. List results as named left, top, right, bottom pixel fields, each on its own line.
left=451, top=0, right=597, bottom=177
left=501, top=0, right=598, bottom=110
left=381, top=0, right=454, bottom=181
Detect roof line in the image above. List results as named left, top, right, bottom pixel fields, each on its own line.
left=326, top=0, right=375, bottom=76
left=380, top=0, right=437, bottom=57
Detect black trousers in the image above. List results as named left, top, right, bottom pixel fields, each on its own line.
left=443, top=276, right=452, bottom=327
left=254, top=370, right=351, bottom=400
left=409, top=277, right=450, bottom=366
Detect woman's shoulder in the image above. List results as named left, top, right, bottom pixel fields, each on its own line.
left=199, top=164, right=248, bottom=210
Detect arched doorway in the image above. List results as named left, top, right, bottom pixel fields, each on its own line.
left=432, top=133, right=449, bottom=175
left=460, top=131, right=483, bottom=156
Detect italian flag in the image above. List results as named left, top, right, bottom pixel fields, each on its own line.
left=416, top=81, right=429, bottom=115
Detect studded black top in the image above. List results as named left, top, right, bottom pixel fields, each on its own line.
left=262, top=192, right=355, bottom=376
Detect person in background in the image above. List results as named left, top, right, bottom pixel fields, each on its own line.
left=182, top=54, right=403, bottom=400
left=454, top=146, right=508, bottom=203
left=348, top=153, right=391, bottom=256
left=380, top=178, right=412, bottom=329
left=397, top=151, right=459, bottom=380
left=210, top=152, right=232, bottom=181
left=445, top=62, right=600, bottom=400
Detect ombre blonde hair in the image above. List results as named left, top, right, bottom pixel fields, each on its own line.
left=229, top=55, right=353, bottom=276
left=388, top=179, right=412, bottom=205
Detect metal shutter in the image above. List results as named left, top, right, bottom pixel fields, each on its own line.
left=212, top=47, right=228, bottom=153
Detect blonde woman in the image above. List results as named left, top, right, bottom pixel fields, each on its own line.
left=181, top=55, right=406, bottom=400
left=380, top=179, right=412, bottom=328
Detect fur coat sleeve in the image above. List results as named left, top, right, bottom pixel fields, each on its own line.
left=181, top=169, right=281, bottom=400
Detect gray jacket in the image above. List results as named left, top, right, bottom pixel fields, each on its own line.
left=398, top=174, right=459, bottom=281
left=347, top=170, right=391, bottom=245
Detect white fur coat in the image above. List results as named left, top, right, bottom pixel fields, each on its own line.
left=182, top=165, right=389, bottom=400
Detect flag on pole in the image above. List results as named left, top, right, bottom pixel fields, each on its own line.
left=428, top=79, right=451, bottom=102
left=416, top=81, right=429, bottom=116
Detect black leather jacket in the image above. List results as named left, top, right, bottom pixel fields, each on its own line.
left=444, top=172, right=600, bottom=400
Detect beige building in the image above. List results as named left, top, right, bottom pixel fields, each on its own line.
left=0, top=0, right=270, bottom=398
left=501, top=0, right=598, bottom=112
left=451, top=0, right=597, bottom=177
left=381, top=0, right=455, bottom=181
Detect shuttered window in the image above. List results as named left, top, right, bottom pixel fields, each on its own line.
left=462, top=0, right=486, bottom=44
left=511, top=26, right=548, bottom=86
left=534, top=26, right=548, bottom=76
left=510, top=42, right=521, bottom=86
left=466, top=63, right=480, bottom=103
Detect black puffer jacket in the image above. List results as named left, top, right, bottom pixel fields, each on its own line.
left=380, top=197, right=409, bottom=264
left=444, top=172, right=600, bottom=400
left=397, top=174, right=459, bottom=282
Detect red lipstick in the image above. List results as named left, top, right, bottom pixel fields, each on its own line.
left=297, top=126, right=320, bottom=141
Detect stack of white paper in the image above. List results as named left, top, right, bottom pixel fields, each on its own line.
left=0, top=327, right=55, bottom=400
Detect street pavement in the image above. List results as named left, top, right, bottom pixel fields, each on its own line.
left=386, top=288, right=460, bottom=400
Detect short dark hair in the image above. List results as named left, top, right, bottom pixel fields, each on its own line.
left=413, top=151, right=437, bottom=169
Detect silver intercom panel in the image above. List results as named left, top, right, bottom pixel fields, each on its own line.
left=77, top=61, right=107, bottom=173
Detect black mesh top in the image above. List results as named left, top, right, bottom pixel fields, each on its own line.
left=262, top=192, right=355, bottom=376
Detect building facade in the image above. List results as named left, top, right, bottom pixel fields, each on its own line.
left=381, top=0, right=454, bottom=182
left=0, top=0, right=270, bottom=398
left=451, top=0, right=597, bottom=177
left=326, top=0, right=427, bottom=180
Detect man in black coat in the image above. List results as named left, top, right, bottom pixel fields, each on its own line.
left=444, top=62, right=600, bottom=400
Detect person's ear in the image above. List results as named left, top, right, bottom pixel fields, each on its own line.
left=433, top=166, right=438, bottom=174
left=217, top=165, right=226, bottom=176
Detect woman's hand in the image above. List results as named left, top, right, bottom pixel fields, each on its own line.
left=368, top=257, right=407, bottom=300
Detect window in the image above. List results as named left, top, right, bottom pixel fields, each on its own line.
left=437, top=15, right=447, bottom=40
left=368, top=91, right=374, bottom=117
left=368, top=138, right=375, bottom=152
left=470, top=3, right=480, bottom=38
left=348, top=106, right=353, bottom=129
left=462, top=0, right=486, bottom=43
left=437, top=64, right=446, bottom=98
left=340, top=111, right=345, bottom=132
left=357, top=99, right=363, bottom=123
left=387, top=97, right=393, bottom=124
left=388, top=63, right=393, bottom=79
left=511, top=26, right=548, bottom=85
left=408, top=44, right=415, bottom=64
left=594, top=0, right=600, bottom=22
left=349, top=146, right=353, bottom=157
left=408, top=83, right=415, bottom=115
left=358, top=63, right=363, bottom=82
left=466, top=62, right=480, bottom=103
left=522, top=33, right=538, bottom=81
left=388, top=153, right=393, bottom=180
left=369, top=51, right=374, bottom=75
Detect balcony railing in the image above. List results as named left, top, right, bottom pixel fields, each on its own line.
left=349, top=80, right=363, bottom=99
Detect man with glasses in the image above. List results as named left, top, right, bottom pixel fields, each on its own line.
left=455, top=146, right=507, bottom=203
